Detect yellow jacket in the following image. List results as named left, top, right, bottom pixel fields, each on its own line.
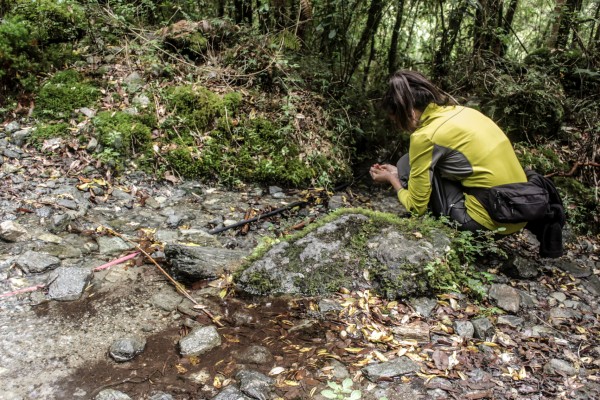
left=398, top=104, right=527, bottom=234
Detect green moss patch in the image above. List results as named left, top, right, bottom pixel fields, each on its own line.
left=35, top=70, right=100, bottom=117
left=28, top=122, right=70, bottom=149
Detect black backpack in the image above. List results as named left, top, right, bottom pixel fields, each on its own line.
left=466, top=170, right=566, bottom=258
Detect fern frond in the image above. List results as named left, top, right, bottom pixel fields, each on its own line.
left=300, top=0, right=313, bottom=20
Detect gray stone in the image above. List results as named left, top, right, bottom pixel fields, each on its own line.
left=11, top=128, right=32, bottom=147
left=0, top=220, right=30, bottom=242
left=549, top=307, right=581, bottom=322
left=236, top=370, right=274, bottom=400
left=15, top=251, right=61, bottom=273
left=132, top=94, right=151, bottom=108
left=151, top=289, right=183, bottom=312
left=268, top=186, right=283, bottom=195
left=5, top=121, right=21, bottom=133
left=124, top=71, right=145, bottom=93
left=361, top=356, right=420, bottom=381
left=232, top=310, right=257, bottom=326
left=4, top=148, right=21, bottom=159
left=327, top=194, right=345, bottom=210
left=518, top=290, right=538, bottom=308
left=410, top=297, right=438, bottom=317
left=212, top=386, right=251, bottom=400
left=96, top=236, right=134, bottom=255
left=318, top=298, right=343, bottom=313
left=148, top=392, right=174, bottom=400
left=471, top=317, right=495, bottom=340
left=179, top=229, right=222, bottom=247
left=111, top=189, right=133, bottom=202
left=79, top=107, right=96, bottom=118
left=550, top=259, right=592, bottom=278
left=453, top=320, right=474, bottom=338
left=234, top=345, right=273, bottom=365
left=47, top=266, right=93, bottom=301
left=86, top=137, right=98, bottom=152
left=489, top=284, right=521, bottom=312
left=57, top=199, right=78, bottom=210
left=503, top=255, right=538, bottom=279
left=94, top=389, right=132, bottom=400
left=328, top=359, right=350, bottom=380
left=164, top=244, right=247, bottom=282
left=427, top=389, right=449, bottom=399
left=543, top=358, right=578, bottom=376
left=179, top=325, right=221, bottom=356
left=550, top=292, right=567, bottom=302
left=109, top=336, right=146, bottom=362
left=582, top=275, right=600, bottom=296
left=497, top=315, right=524, bottom=327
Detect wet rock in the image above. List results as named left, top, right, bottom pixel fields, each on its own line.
left=109, top=336, right=146, bottom=362
left=410, top=297, right=438, bottom=317
left=179, top=325, right=221, bottom=356
left=503, top=255, right=538, bottom=279
left=236, top=369, right=274, bottom=400
left=453, top=320, right=474, bottom=338
left=0, top=220, right=30, bottom=242
left=543, top=358, right=578, bottom=376
left=164, top=244, right=247, bottom=282
left=489, top=284, right=520, bottom=312
left=15, top=251, right=60, bottom=273
left=47, top=266, right=93, bottom=301
left=212, top=386, right=251, bottom=400
left=497, top=315, right=524, bottom=327
left=95, top=389, right=132, bottom=400
left=471, top=317, right=495, bottom=340
left=96, top=236, right=134, bottom=255
left=234, top=345, right=273, bottom=365
left=361, top=356, right=420, bottom=381
left=550, top=259, right=592, bottom=278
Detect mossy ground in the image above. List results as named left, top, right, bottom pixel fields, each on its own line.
left=35, top=70, right=100, bottom=118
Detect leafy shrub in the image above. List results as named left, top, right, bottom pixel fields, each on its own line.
left=36, top=70, right=100, bottom=117
left=0, top=0, right=85, bottom=91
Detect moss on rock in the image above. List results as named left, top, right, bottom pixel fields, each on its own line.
left=36, top=70, right=99, bottom=117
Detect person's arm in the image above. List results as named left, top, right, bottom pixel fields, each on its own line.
left=397, top=134, right=434, bottom=215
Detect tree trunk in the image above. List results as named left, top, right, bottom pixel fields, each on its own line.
left=234, top=0, right=253, bottom=24
left=363, top=34, right=377, bottom=88
left=496, top=0, right=519, bottom=57
left=433, top=0, right=468, bottom=79
left=343, top=0, right=385, bottom=84
left=388, top=0, right=405, bottom=74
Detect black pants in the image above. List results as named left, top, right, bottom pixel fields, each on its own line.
left=396, top=155, right=485, bottom=232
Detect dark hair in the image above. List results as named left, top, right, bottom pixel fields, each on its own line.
left=383, top=70, right=449, bottom=131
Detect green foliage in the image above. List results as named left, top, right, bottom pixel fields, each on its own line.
left=321, top=379, right=362, bottom=400
left=164, top=84, right=222, bottom=139
left=0, top=0, right=85, bottom=91
left=554, top=177, right=600, bottom=235
left=424, top=230, right=503, bottom=299
left=36, top=70, right=100, bottom=117
left=28, top=123, right=70, bottom=149
left=480, top=71, right=565, bottom=142
left=92, top=111, right=153, bottom=169
left=514, top=143, right=567, bottom=174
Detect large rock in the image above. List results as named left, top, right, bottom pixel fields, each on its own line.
left=236, top=212, right=451, bottom=298
left=15, top=251, right=60, bottom=273
left=361, top=356, right=420, bottom=381
left=109, top=336, right=146, bottom=362
left=0, top=220, right=30, bottom=242
left=489, top=284, right=521, bottom=313
left=165, top=245, right=247, bottom=282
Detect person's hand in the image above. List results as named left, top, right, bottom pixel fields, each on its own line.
left=369, top=163, right=395, bottom=183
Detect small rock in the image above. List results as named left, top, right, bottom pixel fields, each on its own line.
left=268, top=186, right=283, bottom=195
left=234, top=345, right=273, bottom=365
left=410, top=297, right=438, bottom=317
left=427, top=389, right=448, bottom=399
left=471, top=317, right=495, bottom=340
left=543, top=358, right=578, bottom=376
left=327, top=359, right=350, bottom=380
left=392, top=321, right=430, bottom=342
left=179, top=325, right=221, bottom=356
left=188, top=369, right=211, bottom=385
left=232, top=310, right=257, bottom=326
left=497, top=315, right=524, bottom=327
left=361, top=356, right=420, bottom=381
left=3, top=148, right=21, bottom=159
left=94, top=389, right=132, bottom=400
left=5, top=121, right=21, bottom=133
left=96, top=236, right=134, bottom=255
left=87, top=137, right=98, bottom=152
left=0, top=220, right=30, bottom=242
left=318, top=298, right=343, bottom=313
left=503, top=255, right=538, bottom=278
left=132, top=94, right=151, bottom=108
left=148, top=392, right=174, bottom=400
left=453, top=320, right=474, bottom=338
left=79, top=107, right=96, bottom=118
left=236, top=370, right=274, bottom=400
left=212, top=386, right=251, bottom=400
left=489, top=284, right=521, bottom=312
left=550, top=292, right=567, bottom=302
left=327, top=194, right=345, bottom=210
left=124, top=71, right=145, bottom=93
left=151, top=289, right=183, bottom=312
left=11, top=128, right=32, bottom=147
left=582, top=275, right=600, bottom=296
left=109, top=336, right=146, bottom=362
left=57, top=199, right=78, bottom=210
left=47, top=266, right=94, bottom=301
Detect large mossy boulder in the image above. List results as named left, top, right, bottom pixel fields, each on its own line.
left=236, top=209, right=455, bottom=299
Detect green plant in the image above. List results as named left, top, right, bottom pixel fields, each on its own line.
left=321, top=379, right=361, bottom=400
left=36, top=70, right=100, bottom=117
left=28, top=123, right=71, bottom=149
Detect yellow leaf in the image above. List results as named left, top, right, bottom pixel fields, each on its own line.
left=175, top=364, right=188, bottom=374
left=387, top=301, right=398, bottom=309
left=344, top=347, right=364, bottom=354
left=575, top=326, right=587, bottom=334
left=413, top=232, right=423, bottom=238
left=482, top=342, right=499, bottom=347
left=373, top=350, right=388, bottom=362
left=219, top=288, right=228, bottom=299
left=189, top=356, right=200, bottom=366
left=284, top=380, right=300, bottom=386
left=213, top=376, right=222, bottom=388
left=269, top=367, right=286, bottom=375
